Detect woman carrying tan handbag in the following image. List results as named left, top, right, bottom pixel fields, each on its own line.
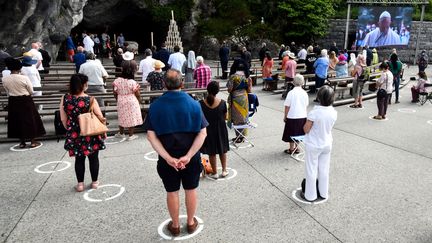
left=59, top=74, right=106, bottom=192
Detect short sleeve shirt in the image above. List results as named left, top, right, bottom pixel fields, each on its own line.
left=304, top=105, right=337, bottom=148
left=284, top=87, right=308, bottom=119
left=144, top=111, right=208, bottom=154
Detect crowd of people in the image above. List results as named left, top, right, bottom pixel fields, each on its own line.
left=0, top=35, right=430, bottom=237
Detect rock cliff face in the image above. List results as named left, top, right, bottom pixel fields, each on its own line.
left=0, top=0, right=87, bottom=58
left=0, top=0, right=205, bottom=60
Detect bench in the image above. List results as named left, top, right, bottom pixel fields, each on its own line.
left=0, top=87, right=225, bottom=119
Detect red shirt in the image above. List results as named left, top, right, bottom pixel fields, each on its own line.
left=285, top=60, right=297, bottom=78
left=193, top=64, right=212, bottom=88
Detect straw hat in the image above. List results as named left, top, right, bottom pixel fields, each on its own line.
left=153, top=60, right=165, bottom=69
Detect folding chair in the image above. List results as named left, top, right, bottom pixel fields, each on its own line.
left=230, top=93, right=259, bottom=149
left=418, top=83, right=432, bottom=105
left=290, top=135, right=305, bottom=162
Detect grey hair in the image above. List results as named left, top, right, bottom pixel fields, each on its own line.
left=293, top=74, right=305, bottom=87
left=321, top=49, right=328, bottom=57
left=145, top=48, right=152, bottom=56
left=164, top=69, right=183, bottom=90
left=317, top=85, right=335, bottom=106
left=196, top=56, right=204, bottom=63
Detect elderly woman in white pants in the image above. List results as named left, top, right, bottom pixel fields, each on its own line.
left=302, top=86, right=337, bottom=201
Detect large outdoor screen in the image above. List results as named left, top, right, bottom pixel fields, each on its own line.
left=355, top=6, right=413, bottom=48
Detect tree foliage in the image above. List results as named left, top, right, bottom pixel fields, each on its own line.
left=196, top=0, right=432, bottom=44
left=277, top=0, right=336, bottom=42
left=197, top=0, right=252, bottom=40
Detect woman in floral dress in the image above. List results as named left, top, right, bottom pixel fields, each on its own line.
left=113, top=59, right=143, bottom=140
left=60, top=74, right=106, bottom=192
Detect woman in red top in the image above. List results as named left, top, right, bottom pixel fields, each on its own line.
left=262, top=52, right=274, bottom=91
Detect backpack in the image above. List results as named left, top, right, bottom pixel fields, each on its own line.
left=357, top=66, right=369, bottom=81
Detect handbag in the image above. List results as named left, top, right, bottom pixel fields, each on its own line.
left=201, top=157, right=213, bottom=175
left=78, top=97, right=108, bottom=136
left=376, top=73, right=388, bottom=99
left=54, top=110, right=67, bottom=136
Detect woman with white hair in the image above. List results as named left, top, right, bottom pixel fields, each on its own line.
left=183, top=50, right=196, bottom=87
left=282, top=74, right=309, bottom=154
left=304, top=46, right=317, bottom=75
left=350, top=54, right=369, bottom=108
left=313, top=49, right=329, bottom=98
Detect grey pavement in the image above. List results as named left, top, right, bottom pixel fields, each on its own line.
left=1, top=66, right=432, bottom=242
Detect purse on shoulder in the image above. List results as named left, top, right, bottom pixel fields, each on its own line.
left=78, top=97, right=108, bottom=136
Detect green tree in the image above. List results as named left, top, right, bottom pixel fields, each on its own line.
left=197, top=0, right=252, bottom=40
left=277, top=0, right=336, bottom=42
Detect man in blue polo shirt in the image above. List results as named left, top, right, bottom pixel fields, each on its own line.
left=145, top=69, right=208, bottom=237
left=73, top=46, right=86, bottom=73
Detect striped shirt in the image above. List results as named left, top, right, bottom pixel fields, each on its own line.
left=193, top=64, right=212, bottom=88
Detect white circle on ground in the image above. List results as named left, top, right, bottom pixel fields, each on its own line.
left=34, top=161, right=71, bottom=174
left=427, top=120, right=432, bottom=125
left=10, top=142, right=43, bottom=152
left=104, top=136, right=126, bottom=145
left=205, top=167, right=237, bottom=181
left=398, top=108, right=416, bottom=113
left=292, top=188, right=328, bottom=205
left=144, top=151, right=158, bottom=161
left=346, top=104, right=364, bottom=109
left=368, top=116, right=388, bottom=121
left=83, top=184, right=125, bottom=202
left=158, top=215, right=204, bottom=241
left=229, top=141, right=253, bottom=149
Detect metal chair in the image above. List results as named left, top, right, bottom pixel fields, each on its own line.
left=230, top=93, right=259, bottom=149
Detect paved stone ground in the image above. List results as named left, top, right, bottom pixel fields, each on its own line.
left=1, top=66, right=432, bottom=242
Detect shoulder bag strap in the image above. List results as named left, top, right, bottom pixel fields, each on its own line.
left=89, top=96, right=95, bottom=113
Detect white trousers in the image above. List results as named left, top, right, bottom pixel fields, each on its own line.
left=305, top=144, right=332, bottom=201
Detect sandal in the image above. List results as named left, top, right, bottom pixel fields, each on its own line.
left=19, top=143, right=26, bottom=149
left=30, top=142, right=41, bottom=148
left=91, top=181, right=99, bottom=189
left=187, top=217, right=198, bottom=234
left=284, top=149, right=300, bottom=154
left=75, top=183, right=85, bottom=192
left=167, top=221, right=180, bottom=237
left=349, top=104, right=358, bottom=108
left=357, top=104, right=363, bottom=108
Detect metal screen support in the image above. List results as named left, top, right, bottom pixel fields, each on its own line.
left=413, top=4, right=425, bottom=65
left=344, top=3, right=352, bottom=50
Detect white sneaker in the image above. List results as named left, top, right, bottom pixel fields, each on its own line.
left=208, top=173, right=218, bottom=180
left=127, top=135, right=138, bottom=141
left=220, top=170, right=229, bottom=178
left=114, top=133, right=125, bottom=139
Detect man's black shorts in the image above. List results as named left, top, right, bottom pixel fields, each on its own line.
left=157, top=153, right=203, bottom=192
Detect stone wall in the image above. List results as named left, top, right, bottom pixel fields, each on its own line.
left=317, top=19, right=432, bottom=64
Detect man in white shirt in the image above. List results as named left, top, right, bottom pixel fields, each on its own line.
left=83, top=32, right=95, bottom=53
left=138, top=49, right=155, bottom=83
left=167, top=45, right=186, bottom=74
left=363, top=11, right=401, bottom=47
left=297, top=45, right=307, bottom=63
left=79, top=52, right=108, bottom=106
left=28, top=43, right=43, bottom=71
